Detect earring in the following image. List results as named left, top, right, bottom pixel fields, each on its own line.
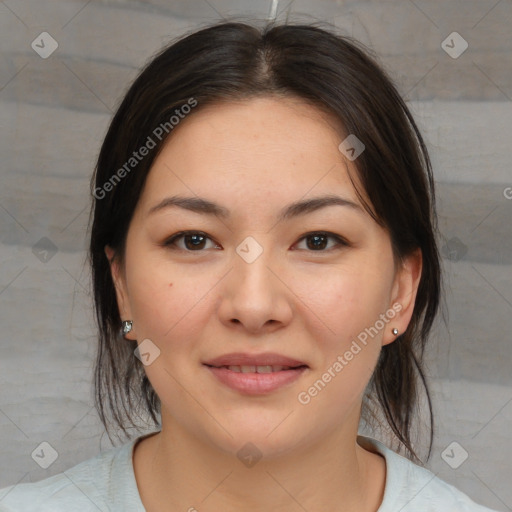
left=121, top=320, right=133, bottom=336
left=392, top=328, right=399, bottom=336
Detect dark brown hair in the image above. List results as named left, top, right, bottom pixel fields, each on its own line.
left=88, top=19, right=442, bottom=462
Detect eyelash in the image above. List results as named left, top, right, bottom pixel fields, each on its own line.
left=162, top=230, right=349, bottom=253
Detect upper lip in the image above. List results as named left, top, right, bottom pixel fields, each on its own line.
left=203, top=352, right=308, bottom=368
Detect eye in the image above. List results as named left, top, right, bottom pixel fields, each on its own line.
left=163, top=230, right=349, bottom=253
left=294, top=232, right=348, bottom=251
left=163, top=231, right=220, bottom=251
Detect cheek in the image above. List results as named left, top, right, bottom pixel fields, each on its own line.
left=299, top=261, right=391, bottom=346
left=293, top=260, right=391, bottom=403
left=294, top=269, right=386, bottom=417
left=125, top=254, right=218, bottom=344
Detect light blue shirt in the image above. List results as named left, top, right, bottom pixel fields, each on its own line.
left=0, top=434, right=499, bottom=511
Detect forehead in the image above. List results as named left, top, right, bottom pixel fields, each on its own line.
left=138, top=96, right=367, bottom=217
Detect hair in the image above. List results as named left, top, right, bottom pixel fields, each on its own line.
left=87, top=19, right=442, bottom=463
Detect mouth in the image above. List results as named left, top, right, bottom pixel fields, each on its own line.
left=204, top=364, right=308, bottom=373
left=202, top=353, right=309, bottom=395
left=203, top=352, right=309, bottom=369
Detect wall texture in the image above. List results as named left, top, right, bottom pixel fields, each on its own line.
left=0, top=1, right=511, bottom=511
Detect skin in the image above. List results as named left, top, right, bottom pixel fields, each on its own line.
left=105, top=96, right=422, bottom=512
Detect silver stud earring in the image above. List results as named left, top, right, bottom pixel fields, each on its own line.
left=392, top=328, right=399, bottom=336
left=121, top=320, right=133, bottom=337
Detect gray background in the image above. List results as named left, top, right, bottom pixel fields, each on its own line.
left=0, top=0, right=511, bottom=510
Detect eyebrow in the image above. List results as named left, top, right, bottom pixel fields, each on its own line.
left=147, top=194, right=364, bottom=222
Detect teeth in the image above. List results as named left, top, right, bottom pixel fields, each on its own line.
left=222, top=365, right=293, bottom=373
left=256, top=365, right=273, bottom=373
left=263, top=365, right=286, bottom=372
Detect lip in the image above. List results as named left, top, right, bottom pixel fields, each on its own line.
left=205, top=365, right=308, bottom=395
left=203, top=352, right=308, bottom=368
left=202, top=352, right=309, bottom=395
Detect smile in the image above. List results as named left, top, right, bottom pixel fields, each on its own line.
left=204, top=364, right=308, bottom=394
left=208, top=364, right=302, bottom=373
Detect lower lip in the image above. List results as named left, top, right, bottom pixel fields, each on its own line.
left=204, top=365, right=308, bottom=395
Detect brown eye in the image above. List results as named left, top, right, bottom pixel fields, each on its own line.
left=295, top=232, right=348, bottom=251
left=164, top=231, right=219, bottom=251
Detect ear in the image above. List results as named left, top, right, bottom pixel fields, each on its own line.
left=104, top=245, right=137, bottom=340
left=382, top=248, right=422, bottom=346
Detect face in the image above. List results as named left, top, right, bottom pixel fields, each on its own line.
left=106, top=96, right=421, bottom=459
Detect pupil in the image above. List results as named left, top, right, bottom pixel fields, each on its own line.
left=308, top=235, right=327, bottom=250
left=186, top=234, right=205, bottom=249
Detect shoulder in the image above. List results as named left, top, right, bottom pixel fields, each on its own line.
left=0, top=436, right=145, bottom=512
left=357, top=436, right=499, bottom=512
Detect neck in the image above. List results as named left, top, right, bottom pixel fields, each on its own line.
left=133, top=414, right=386, bottom=512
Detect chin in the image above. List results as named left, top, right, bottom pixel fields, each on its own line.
left=202, top=417, right=308, bottom=462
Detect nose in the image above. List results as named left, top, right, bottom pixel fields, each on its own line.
left=217, top=244, right=293, bottom=334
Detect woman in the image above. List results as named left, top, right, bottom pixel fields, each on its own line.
left=0, top=20, right=499, bottom=512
